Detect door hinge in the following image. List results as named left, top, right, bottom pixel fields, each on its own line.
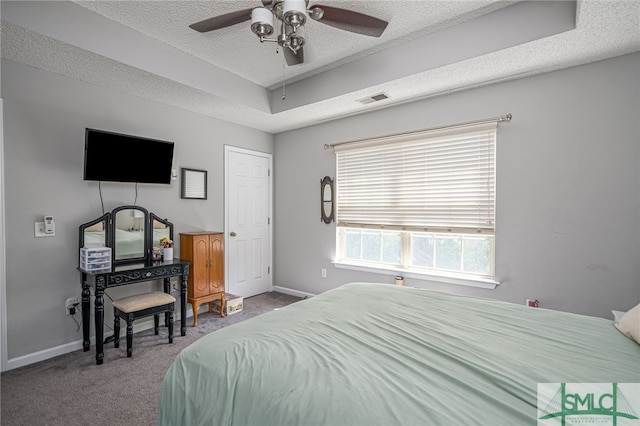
left=268, top=217, right=270, bottom=225
left=268, top=266, right=270, bottom=274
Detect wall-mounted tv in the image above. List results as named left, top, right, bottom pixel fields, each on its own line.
left=83, top=128, right=175, bottom=184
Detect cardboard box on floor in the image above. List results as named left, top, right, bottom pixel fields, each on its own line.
left=212, top=294, right=243, bottom=316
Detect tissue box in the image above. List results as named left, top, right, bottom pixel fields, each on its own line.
left=212, top=294, right=243, bottom=316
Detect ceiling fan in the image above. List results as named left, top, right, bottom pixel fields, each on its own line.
left=189, top=0, right=389, bottom=66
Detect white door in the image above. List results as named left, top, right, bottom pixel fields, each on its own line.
left=225, top=147, right=272, bottom=297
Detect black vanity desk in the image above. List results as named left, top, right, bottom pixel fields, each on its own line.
left=80, top=258, right=189, bottom=365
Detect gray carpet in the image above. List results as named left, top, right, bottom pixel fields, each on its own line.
left=1, top=291, right=301, bottom=426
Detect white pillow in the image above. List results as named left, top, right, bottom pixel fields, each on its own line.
left=615, top=303, right=640, bottom=344
left=612, top=310, right=626, bottom=322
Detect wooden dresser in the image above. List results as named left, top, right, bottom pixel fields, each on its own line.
left=180, top=231, right=226, bottom=326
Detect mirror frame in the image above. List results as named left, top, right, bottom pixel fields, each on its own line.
left=111, top=205, right=149, bottom=265
left=79, top=206, right=175, bottom=268
left=149, top=213, right=174, bottom=260
left=78, top=213, right=111, bottom=266
left=181, top=168, right=207, bottom=200
left=321, top=176, right=335, bottom=224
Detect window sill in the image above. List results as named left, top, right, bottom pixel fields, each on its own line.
left=332, top=261, right=499, bottom=290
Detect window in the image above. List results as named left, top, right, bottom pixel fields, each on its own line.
left=334, top=122, right=497, bottom=281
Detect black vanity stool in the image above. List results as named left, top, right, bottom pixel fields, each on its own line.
left=113, top=291, right=176, bottom=358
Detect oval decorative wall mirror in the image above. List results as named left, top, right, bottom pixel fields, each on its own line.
left=321, top=176, right=334, bottom=224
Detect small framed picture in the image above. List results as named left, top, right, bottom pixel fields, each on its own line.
left=181, top=168, right=207, bottom=200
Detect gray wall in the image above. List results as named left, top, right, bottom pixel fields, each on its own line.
left=273, top=53, right=640, bottom=319
left=3, top=52, right=640, bottom=364
left=2, top=59, right=273, bottom=360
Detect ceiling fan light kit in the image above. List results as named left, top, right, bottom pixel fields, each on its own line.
left=282, top=0, right=307, bottom=30
left=191, top=0, right=388, bottom=66
left=250, top=8, right=274, bottom=38
left=251, top=0, right=309, bottom=57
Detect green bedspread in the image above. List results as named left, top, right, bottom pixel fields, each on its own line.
left=158, top=283, right=639, bottom=425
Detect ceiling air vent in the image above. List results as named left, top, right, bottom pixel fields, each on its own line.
left=357, top=93, right=389, bottom=105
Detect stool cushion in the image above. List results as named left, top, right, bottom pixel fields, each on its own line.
left=113, top=291, right=175, bottom=313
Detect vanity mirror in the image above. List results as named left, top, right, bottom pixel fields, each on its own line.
left=79, top=205, right=174, bottom=267
left=150, top=213, right=173, bottom=250
left=112, top=206, right=148, bottom=262
left=79, top=213, right=110, bottom=250
left=321, top=176, right=335, bottom=224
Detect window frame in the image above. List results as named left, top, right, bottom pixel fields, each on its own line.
left=333, top=120, right=501, bottom=289
left=336, top=227, right=496, bottom=287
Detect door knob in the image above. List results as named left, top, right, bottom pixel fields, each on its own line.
left=230, top=232, right=237, bottom=237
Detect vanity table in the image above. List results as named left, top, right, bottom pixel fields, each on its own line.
left=79, top=205, right=189, bottom=365
left=80, top=259, right=188, bottom=365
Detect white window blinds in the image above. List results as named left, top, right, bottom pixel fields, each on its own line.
left=335, top=122, right=496, bottom=234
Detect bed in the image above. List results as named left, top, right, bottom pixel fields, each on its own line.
left=158, top=282, right=639, bottom=425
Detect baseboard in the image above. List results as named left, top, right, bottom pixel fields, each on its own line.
left=5, top=309, right=194, bottom=371
left=6, top=338, right=92, bottom=371
left=272, top=285, right=316, bottom=299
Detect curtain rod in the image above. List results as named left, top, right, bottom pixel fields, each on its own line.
left=323, top=113, right=512, bottom=150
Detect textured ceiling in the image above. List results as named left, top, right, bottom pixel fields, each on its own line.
left=72, top=0, right=509, bottom=88
left=2, top=1, right=639, bottom=133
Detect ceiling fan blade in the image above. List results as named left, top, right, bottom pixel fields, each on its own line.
left=189, top=8, right=254, bottom=33
left=284, top=46, right=304, bottom=66
left=309, top=5, right=388, bottom=37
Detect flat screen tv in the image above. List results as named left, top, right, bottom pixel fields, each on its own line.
left=83, top=128, right=175, bottom=184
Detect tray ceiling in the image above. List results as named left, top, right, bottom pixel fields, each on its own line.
left=2, top=1, right=639, bottom=133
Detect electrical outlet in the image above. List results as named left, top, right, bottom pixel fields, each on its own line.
left=65, top=297, right=80, bottom=315
left=526, top=299, right=539, bottom=308
left=321, top=268, right=327, bottom=278
left=35, top=222, right=55, bottom=237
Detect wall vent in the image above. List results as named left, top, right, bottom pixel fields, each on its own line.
left=357, top=93, right=389, bottom=104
